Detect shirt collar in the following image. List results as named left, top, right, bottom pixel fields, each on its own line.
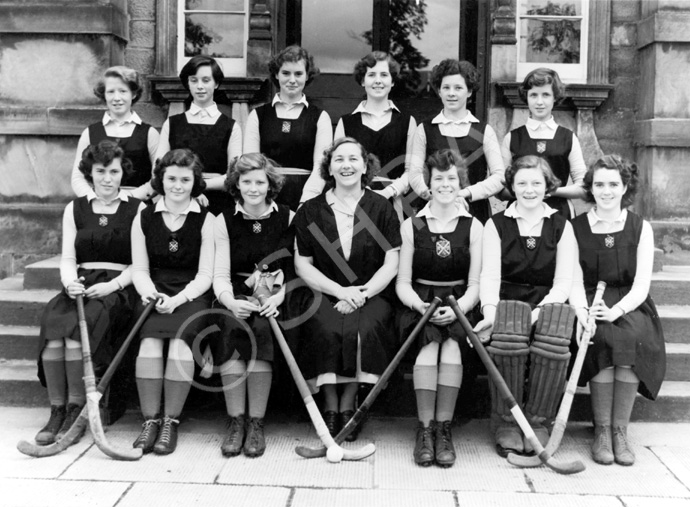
left=587, top=207, right=627, bottom=226
left=86, top=189, right=130, bottom=204
left=272, top=93, right=309, bottom=108
left=103, top=111, right=142, bottom=126
left=417, top=201, right=472, bottom=220
left=154, top=198, right=201, bottom=215
left=188, top=102, right=220, bottom=119
left=432, top=110, right=479, bottom=125
left=525, top=116, right=558, bottom=132
left=504, top=201, right=557, bottom=219
left=234, top=200, right=278, bottom=219
left=352, top=100, right=399, bottom=115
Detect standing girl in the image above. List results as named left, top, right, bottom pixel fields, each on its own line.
left=156, top=56, right=243, bottom=215
left=396, top=150, right=482, bottom=467
left=570, top=155, right=665, bottom=466
left=131, top=149, right=215, bottom=455
left=501, top=67, right=587, bottom=218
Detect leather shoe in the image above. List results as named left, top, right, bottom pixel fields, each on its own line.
left=153, top=416, right=179, bottom=455
left=323, top=410, right=339, bottom=437
left=35, top=405, right=66, bottom=446
left=413, top=421, right=435, bottom=467
left=243, top=417, right=266, bottom=457
left=133, top=417, right=161, bottom=454
left=221, top=415, right=245, bottom=457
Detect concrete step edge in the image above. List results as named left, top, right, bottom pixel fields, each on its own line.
left=0, top=325, right=40, bottom=336
left=657, top=306, right=690, bottom=319
left=0, top=288, right=58, bottom=303
left=23, top=255, right=61, bottom=270
left=667, top=342, right=690, bottom=354
left=0, top=359, right=38, bottom=381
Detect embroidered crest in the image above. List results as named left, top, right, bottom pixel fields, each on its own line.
left=605, top=235, right=615, bottom=248
left=526, top=237, right=537, bottom=250
left=435, top=236, right=451, bottom=258
left=536, top=141, right=547, bottom=154
left=281, top=121, right=291, bottom=133
left=98, top=215, right=108, bottom=227
left=169, top=235, right=179, bottom=253
left=253, top=221, right=262, bottom=234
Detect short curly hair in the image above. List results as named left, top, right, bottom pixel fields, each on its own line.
left=78, top=140, right=132, bottom=185
left=151, top=149, right=206, bottom=198
left=93, top=66, right=143, bottom=105
left=518, top=67, right=566, bottom=104
left=268, top=45, right=319, bottom=87
left=505, top=155, right=562, bottom=197
left=225, top=153, right=285, bottom=204
left=319, top=137, right=380, bottom=191
left=429, top=59, right=480, bottom=94
left=422, top=149, right=470, bottom=189
left=353, top=51, right=400, bottom=85
left=179, top=55, right=225, bottom=91
left=583, top=154, right=639, bottom=208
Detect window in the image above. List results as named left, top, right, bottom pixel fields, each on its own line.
left=177, top=0, right=249, bottom=76
left=516, top=0, right=589, bottom=83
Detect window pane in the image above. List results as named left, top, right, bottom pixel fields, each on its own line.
left=185, top=0, right=244, bottom=11
left=519, top=18, right=581, bottom=64
left=519, top=0, right=582, bottom=16
left=185, top=13, right=244, bottom=58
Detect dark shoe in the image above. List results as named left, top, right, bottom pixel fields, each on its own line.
left=35, top=405, right=66, bottom=445
left=323, top=410, right=339, bottom=437
left=435, top=420, right=456, bottom=467
left=133, top=417, right=161, bottom=454
left=592, top=425, right=614, bottom=465
left=413, top=421, right=435, bottom=467
left=153, top=416, right=179, bottom=455
left=612, top=426, right=635, bottom=466
left=221, top=415, right=245, bottom=457
left=56, top=403, right=85, bottom=443
left=339, top=410, right=361, bottom=442
left=495, top=422, right=523, bottom=457
left=243, top=417, right=266, bottom=457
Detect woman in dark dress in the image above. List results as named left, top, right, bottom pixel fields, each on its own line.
left=244, top=45, right=333, bottom=210
left=130, top=149, right=215, bottom=455
left=570, top=155, right=665, bottom=466
left=396, top=150, right=483, bottom=468
left=156, top=56, right=243, bottom=216
left=212, top=153, right=295, bottom=458
left=294, top=137, right=401, bottom=441
left=36, top=140, right=143, bottom=445
left=71, top=66, right=159, bottom=200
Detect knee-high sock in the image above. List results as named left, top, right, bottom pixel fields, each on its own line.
left=163, top=357, right=194, bottom=418
left=135, top=357, right=164, bottom=419
left=64, top=342, right=86, bottom=405
left=613, top=367, right=639, bottom=427
left=413, top=364, right=437, bottom=425
left=42, top=344, right=66, bottom=406
left=247, top=360, right=272, bottom=418
left=590, top=381, right=614, bottom=426
left=220, top=360, right=247, bottom=417
left=436, top=363, right=463, bottom=422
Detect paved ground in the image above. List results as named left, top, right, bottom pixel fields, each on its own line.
left=2, top=407, right=690, bottom=507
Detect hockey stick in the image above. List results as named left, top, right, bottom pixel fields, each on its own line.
left=295, top=296, right=442, bottom=458
left=447, top=295, right=585, bottom=475
left=17, top=299, right=157, bottom=458
left=508, top=281, right=607, bottom=468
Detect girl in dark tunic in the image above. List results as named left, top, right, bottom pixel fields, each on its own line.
left=244, top=46, right=333, bottom=210
left=396, top=150, right=483, bottom=468
left=409, top=59, right=505, bottom=224
left=294, top=137, right=401, bottom=441
left=71, top=66, right=159, bottom=201
left=212, top=153, right=295, bottom=458
left=570, top=155, right=665, bottom=466
left=36, top=141, right=143, bottom=445
left=156, top=56, right=243, bottom=216
left=501, top=68, right=587, bottom=219
left=130, top=149, right=215, bottom=455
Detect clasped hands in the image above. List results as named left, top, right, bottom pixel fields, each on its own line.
left=66, top=277, right=118, bottom=300
left=334, top=286, right=368, bottom=315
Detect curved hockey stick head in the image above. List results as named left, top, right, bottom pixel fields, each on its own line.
left=87, top=389, right=143, bottom=461
left=16, top=408, right=89, bottom=458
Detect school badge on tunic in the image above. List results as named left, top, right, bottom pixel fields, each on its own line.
left=169, top=235, right=179, bottom=253
left=98, top=215, right=108, bottom=227
left=536, top=141, right=547, bottom=154
left=252, top=221, right=262, bottom=234
left=605, top=235, right=615, bottom=248
left=526, top=236, right=537, bottom=250
left=282, top=121, right=291, bottom=133
left=435, top=236, right=451, bottom=258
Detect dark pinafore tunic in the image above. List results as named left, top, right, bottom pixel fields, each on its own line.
left=491, top=210, right=566, bottom=307
left=422, top=120, right=491, bottom=224
left=572, top=212, right=665, bottom=399
left=136, top=205, right=212, bottom=345
left=294, top=190, right=402, bottom=381
left=397, top=215, right=477, bottom=360
left=88, top=122, right=153, bottom=188
left=509, top=125, right=573, bottom=219
left=37, top=196, right=140, bottom=385
left=168, top=113, right=235, bottom=216
left=341, top=110, right=410, bottom=190
left=255, top=103, right=323, bottom=211
left=212, top=204, right=295, bottom=364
